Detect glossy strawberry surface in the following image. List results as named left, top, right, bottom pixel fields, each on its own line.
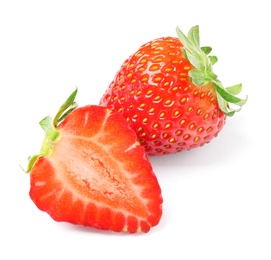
left=100, top=37, right=225, bottom=155
left=100, top=26, right=246, bottom=155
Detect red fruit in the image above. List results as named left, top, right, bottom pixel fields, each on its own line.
left=25, top=89, right=162, bottom=233
left=99, top=25, right=247, bottom=155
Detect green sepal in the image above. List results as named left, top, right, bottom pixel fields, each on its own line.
left=209, top=55, right=218, bottom=65
left=226, top=83, right=243, bottom=95
left=176, top=25, right=247, bottom=116
left=201, top=46, right=212, bottom=55
left=184, top=49, right=202, bottom=69
left=39, top=116, right=52, bottom=132
left=217, top=93, right=236, bottom=117
left=53, top=88, right=78, bottom=127
left=57, top=102, right=78, bottom=123
left=188, top=69, right=208, bottom=86
left=23, top=88, right=78, bottom=173
left=214, top=80, right=248, bottom=106
left=187, top=25, right=200, bottom=48
left=22, top=154, right=41, bottom=173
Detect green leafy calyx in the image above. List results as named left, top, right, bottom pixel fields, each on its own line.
left=176, top=25, right=247, bottom=116
left=24, top=88, right=78, bottom=173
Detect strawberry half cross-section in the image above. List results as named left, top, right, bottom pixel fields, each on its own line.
left=25, top=89, right=163, bottom=233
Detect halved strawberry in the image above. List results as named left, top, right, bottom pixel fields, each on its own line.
left=25, top=89, right=162, bottom=233
left=99, top=25, right=247, bottom=155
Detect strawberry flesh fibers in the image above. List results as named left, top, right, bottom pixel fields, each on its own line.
left=27, top=89, right=162, bottom=233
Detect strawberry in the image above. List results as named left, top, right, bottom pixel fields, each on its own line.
left=25, top=89, right=162, bottom=233
left=99, top=25, right=247, bottom=155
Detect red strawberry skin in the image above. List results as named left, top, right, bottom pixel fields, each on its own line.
left=29, top=104, right=162, bottom=233
left=99, top=36, right=226, bottom=155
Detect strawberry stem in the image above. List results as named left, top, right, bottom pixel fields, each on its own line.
left=24, top=88, right=78, bottom=173
left=176, top=25, right=247, bottom=116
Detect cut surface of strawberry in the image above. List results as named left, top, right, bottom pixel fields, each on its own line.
left=26, top=89, right=162, bottom=233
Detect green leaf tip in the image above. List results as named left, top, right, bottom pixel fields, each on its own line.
left=176, top=25, right=247, bottom=116
left=23, top=88, right=79, bottom=174
left=53, top=87, right=78, bottom=127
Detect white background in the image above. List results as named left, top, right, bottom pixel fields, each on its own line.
left=1, top=0, right=270, bottom=259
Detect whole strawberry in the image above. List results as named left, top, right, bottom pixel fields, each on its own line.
left=99, top=25, right=247, bottom=156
